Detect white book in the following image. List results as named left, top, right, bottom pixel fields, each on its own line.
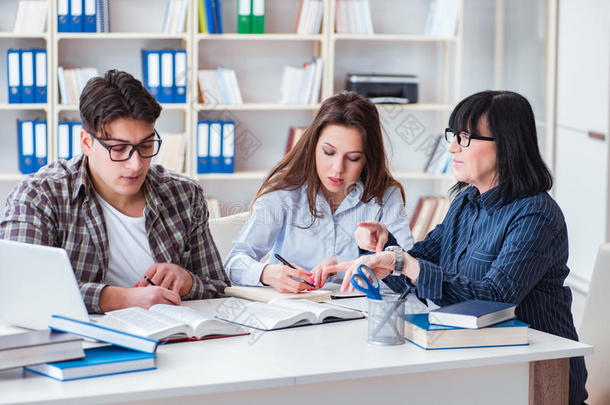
left=362, top=0, right=374, bottom=34
left=309, top=58, right=323, bottom=104
left=278, top=66, right=292, bottom=104
left=425, top=0, right=460, bottom=37
left=312, top=1, right=324, bottom=34
left=306, top=0, right=318, bottom=35
left=347, top=0, right=358, bottom=34
left=217, top=298, right=363, bottom=331
left=297, top=0, right=311, bottom=34
left=301, top=62, right=315, bottom=105
left=177, top=0, right=188, bottom=33
left=227, top=69, right=243, bottom=104
left=198, top=69, right=223, bottom=105
left=57, top=67, right=69, bottom=105
left=291, top=67, right=306, bottom=104
left=13, top=1, right=48, bottom=33
left=335, top=0, right=344, bottom=33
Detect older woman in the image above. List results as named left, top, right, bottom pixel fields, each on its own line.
left=328, top=90, right=588, bottom=404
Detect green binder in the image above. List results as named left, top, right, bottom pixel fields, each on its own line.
left=252, top=0, right=265, bottom=34
left=237, top=0, right=252, bottom=34
left=198, top=0, right=208, bottom=33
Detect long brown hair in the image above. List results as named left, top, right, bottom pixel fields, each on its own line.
left=253, top=91, right=405, bottom=219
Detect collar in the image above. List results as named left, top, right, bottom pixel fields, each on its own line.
left=315, top=180, right=364, bottom=215
left=70, top=155, right=91, bottom=203
left=464, top=185, right=504, bottom=213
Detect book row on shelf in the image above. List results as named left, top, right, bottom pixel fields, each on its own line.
left=237, top=0, right=265, bottom=34
left=197, top=120, right=235, bottom=174
left=278, top=58, right=324, bottom=105
left=6, top=49, right=48, bottom=104
left=57, top=67, right=98, bottom=105
left=295, top=0, right=325, bottom=35
left=57, top=0, right=108, bottom=33
left=13, top=0, right=49, bottom=34
left=410, top=196, right=451, bottom=242
left=335, top=0, right=374, bottom=35
left=142, top=49, right=188, bottom=104
left=197, top=68, right=243, bottom=105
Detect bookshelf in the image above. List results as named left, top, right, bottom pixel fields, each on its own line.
left=0, top=0, right=557, bottom=218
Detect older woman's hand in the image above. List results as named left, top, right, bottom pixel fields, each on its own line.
left=325, top=251, right=396, bottom=293
left=354, top=221, right=389, bottom=252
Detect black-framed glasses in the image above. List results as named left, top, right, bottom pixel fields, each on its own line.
left=91, top=130, right=162, bottom=162
left=445, top=128, right=495, bottom=147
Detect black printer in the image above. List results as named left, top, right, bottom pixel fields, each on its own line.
left=346, top=73, right=419, bottom=104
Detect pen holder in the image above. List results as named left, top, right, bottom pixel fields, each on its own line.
left=367, top=297, right=405, bottom=346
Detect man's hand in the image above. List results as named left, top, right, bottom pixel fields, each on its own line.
left=99, top=285, right=181, bottom=312
left=134, top=263, right=194, bottom=297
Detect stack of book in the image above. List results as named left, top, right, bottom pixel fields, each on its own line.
left=335, top=0, right=374, bottom=34
left=197, top=68, right=243, bottom=105
left=162, top=0, right=189, bottom=34
left=7, top=49, right=47, bottom=104
left=154, top=132, right=186, bottom=173
left=425, top=0, right=460, bottom=37
left=237, top=0, right=265, bottom=34
left=295, top=0, right=324, bottom=34
left=410, top=196, right=451, bottom=242
left=278, top=58, right=323, bottom=105
left=198, top=0, right=223, bottom=34
left=57, top=0, right=106, bottom=33
left=57, top=67, right=99, bottom=105
left=13, top=0, right=48, bottom=33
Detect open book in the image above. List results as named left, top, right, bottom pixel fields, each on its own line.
left=95, top=305, right=247, bottom=341
left=216, top=298, right=363, bottom=331
left=224, top=286, right=332, bottom=303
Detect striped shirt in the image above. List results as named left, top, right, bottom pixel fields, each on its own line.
left=0, top=156, right=229, bottom=314
left=384, top=186, right=587, bottom=404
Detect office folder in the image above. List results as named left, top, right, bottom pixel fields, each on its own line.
left=159, top=50, right=174, bottom=103
left=214, top=0, right=223, bottom=33
left=34, top=49, right=47, bottom=103
left=34, top=121, right=47, bottom=170
left=71, top=123, right=83, bottom=157
left=7, top=49, right=21, bottom=104
left=237, top=0, right=252, bottom=33
left=221, top=121, right=235, bottom=173
left=197, top=121, right=210, bottom=174
left=204, top=0, right=217, bottom=34
left=57, top=122, right=72, bottom=160
left=173, top=50, right=187, bottom=103
left=83, top=0, right=97, bottom=32
left=198, top=0, right=208, bottom=33
left=58, top=0, right=70, bottom=32
left=252, top=0, right=264, bottom=34
left=142, top=50, right=160, bottom=99
left=18, top=120, right=36, bottom=174
left=70, top=0, right=84, bottom=32
left=20, top=50, right=35, bottom=103
left=209, top=122, right=222, bottom=172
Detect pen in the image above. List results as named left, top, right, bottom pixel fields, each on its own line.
left=274, top=253, right=316, bottom=288
left=143, top=275, right=156, bottom=286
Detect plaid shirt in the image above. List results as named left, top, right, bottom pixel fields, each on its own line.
left=0, top=156, right=229, bottom=313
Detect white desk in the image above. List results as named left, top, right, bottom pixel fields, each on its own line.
left=0, top=299, right=593, bottom=405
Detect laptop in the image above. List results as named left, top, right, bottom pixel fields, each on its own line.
left=0, top=240, right=90, bottom=330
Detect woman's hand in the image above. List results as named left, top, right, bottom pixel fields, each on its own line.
left=354, top=221, right=389, bottom=252
left=325, top=251, right=396, bottom=292
left=310, top=257, right=338, bottom=288
left=260, top=263, right=315, bottom=293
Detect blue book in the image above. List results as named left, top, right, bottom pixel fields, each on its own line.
left=17, top=120, right=37, bottom=174
left=221, top=121, right=235, bottom=173
left=428, top=299, right=516, bottom=329
left=204, top=0, right=217, bottom=33
left=57, top=0, right=70, bottom=32
left=34, top=49, right=47, bottom=103
left=83, top=0, right=97, bottom=32
left=25, top=346, right=156, bottom=381
left=69, top=0, right=84, bottom=32
left=7, top=49, right=21, bottom=103
left=404, top=313, right=529, bottom=350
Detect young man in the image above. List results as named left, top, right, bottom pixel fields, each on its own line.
left=0, top=69, right=229, bottom=314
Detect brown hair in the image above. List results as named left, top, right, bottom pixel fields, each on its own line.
left=79, top=69, right=161, bottom=138
left=253, top=91, right=405, bottom=219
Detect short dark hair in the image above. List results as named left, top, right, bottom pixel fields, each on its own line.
left=449, top=90, right=553, bottom=202
left=79, top=69, right=161, bottom=138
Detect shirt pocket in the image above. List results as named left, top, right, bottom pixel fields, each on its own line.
left=462, top=248, right=498, bottom=279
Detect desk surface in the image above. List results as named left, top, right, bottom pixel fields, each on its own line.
left=0, top=299, right=593, bottom=405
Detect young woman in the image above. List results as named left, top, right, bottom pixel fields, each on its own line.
left=328, top=90, right=588, bottom=404
left=224, top=91, right=414, bottom=293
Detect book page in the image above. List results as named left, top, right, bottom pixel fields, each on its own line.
left=217, top=299, right=314, bottom=330
left=97, top=307, right=187, bottom=339
left=270, top=299, right=362, bottom=323
left=149, top=305, right=244, bottom=337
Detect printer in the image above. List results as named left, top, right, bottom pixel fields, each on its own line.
left=346, top=73, right=419, bottom=104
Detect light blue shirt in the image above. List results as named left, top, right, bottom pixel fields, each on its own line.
left=225, top=181, right=414, bottom=286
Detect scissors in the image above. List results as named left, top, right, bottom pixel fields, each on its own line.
left=350, top=264, right=382, bottom=300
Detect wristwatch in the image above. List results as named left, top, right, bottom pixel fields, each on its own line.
left=384, top=245, right=404, bottom=276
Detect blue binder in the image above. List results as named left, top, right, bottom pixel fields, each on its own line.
left=209, top=121, right=222, bottom=173
left=20, top=50, right=35, bottom=103
left=70, top=0, right=84, bottom=32
left=34, top=49, right=47, bottom=103
left=70, top=122, right=83, bottom=157
left=17, top=120, right=36, bottom=174
left=57, top=122, right=72, bottom=160
left=197, top=121, right=210, bottom=174
left=159, top=50, right=174, bottom=103
left=173, top=50, right=187, bottom=103
left=7, top=49, right=21, bottom=104
left=214, top=0, right=223, bottom=33
left=34, top=121, right=48, bottom=170
left=204, top=0, right=216, bottom=34
left=221, top=121, right=235, bottom=173
left=83, top=0, right=97, bottom=32
left=57, top=0, right=70, bottom=32
left=141, top=50, right=161, bottom=100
